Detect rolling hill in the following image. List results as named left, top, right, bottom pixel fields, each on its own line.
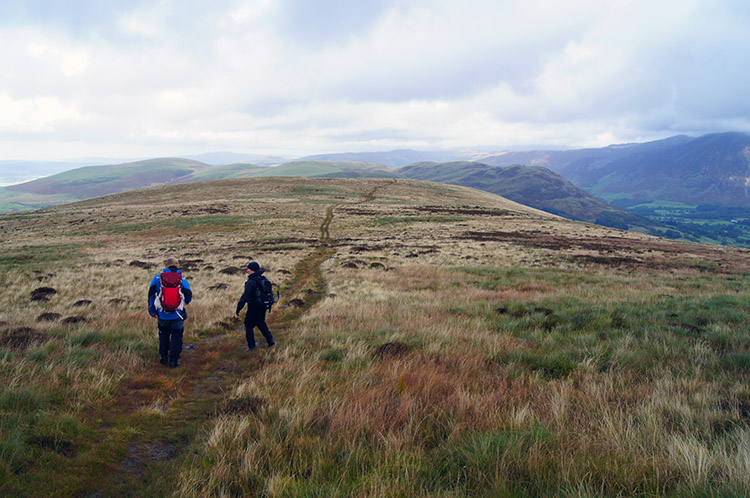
left=4, top=157, right=212, bottom=202
left=1, top=156, right=650, bottom=232
left=250, top=160, right=394, bottom=178
left=398, top=161, right=652, bottom=230
left=0, top=160, right=107, bottom=186
left=5, top=140, right=747, bottom=244
left=1, top=177, right=749, bottom=496
left=178, top=162, right=267, bottom=182
left=299, top=149, right=465, bottom=167
left=0, top=159, right=398, bottom=212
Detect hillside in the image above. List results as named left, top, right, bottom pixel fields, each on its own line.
left=0, top=160, right=104, bottom=186
left=474, top=135, right=696, bottom=180
left=0, top=155, right=665, bottom=235
left=585, top=132, right=750, bottom=206
left=178, top=162, right=267, bottom=182
left=474, top=133, right=750, bottom=246
left=398, top=161, right=651, bottom=230
left=4, top=157, right=212, bottom=206
left=3, top=144, right=746, bottom=245
left=252, top=160, right=394, bottom=178
left=1, top=177, right=748, bottom=496
left=300, top=149, right=464, bottom=167
left=0, top=159, right=390, bottom=212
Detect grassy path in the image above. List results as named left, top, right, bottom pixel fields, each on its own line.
left=80, top=181, right=392, bottom=496
left=319, top=180, right=393, bottom=244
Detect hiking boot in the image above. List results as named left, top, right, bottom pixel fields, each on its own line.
left=160, top=356, right=168, bottom=365
left=267, top=341, right=275, bottom=347
left=168, top=360, right=180, bottom=368
left=245, top=346, right=255, bottom=351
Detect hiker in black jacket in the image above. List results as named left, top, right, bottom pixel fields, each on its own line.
left=236, top=261, right=275, bottom=349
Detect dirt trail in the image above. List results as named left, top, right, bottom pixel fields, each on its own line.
left=85, top=181, right=393, bottom=496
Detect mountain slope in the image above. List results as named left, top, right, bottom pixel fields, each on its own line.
left=178, top=162, right=267, bottom=182
left=254, top=160, right=394, bottom=178
left=184, top=152, right=288, bottom=166
left=587, top=132, right=750, bottom=206
left=300, top=149, right=464, bottom=167
left=0, top=159, right=393, bottom=212
left=0, top=156, right=651, bottom=232
left=475, top=136, right=695, bottom=176
left=6, top=158, right=212, bottom=200
left=398, top=161, right=651, bottom=229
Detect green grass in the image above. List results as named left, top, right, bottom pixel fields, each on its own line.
left=0, top=203, right=35, bottom=213
left=0, top=243, right=87, bottom=268
left=253, top=161, right=388, bottom=178
left=2, top=178, right=750, bottom=497
left=103, top=215, right=247, bottom=234
left=425, top=425, right=555, bottom=494
left=447, top=266, right=750, bottom=381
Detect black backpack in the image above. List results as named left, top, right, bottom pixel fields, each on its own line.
left=254, top=276, right=275, bottom=310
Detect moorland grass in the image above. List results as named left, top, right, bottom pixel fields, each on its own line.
left=173, top=261, right=749, bottom=497
left=1, top=177, right=749, bottom=497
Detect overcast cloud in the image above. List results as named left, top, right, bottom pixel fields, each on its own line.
left=1, top=0, right=749, bottom=161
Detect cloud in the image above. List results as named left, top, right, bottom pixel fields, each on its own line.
left=0, top=93, right=82, bottom=133
left=1, top=0, right=750, bottom=160
left=27, top=42, right=89, bottom=76
left=269, top=0, right=394, bottom=47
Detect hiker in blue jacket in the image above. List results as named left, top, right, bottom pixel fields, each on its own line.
left=236, top=261, right=275, bottom=350
left=148, top=257, right=193, bottom=368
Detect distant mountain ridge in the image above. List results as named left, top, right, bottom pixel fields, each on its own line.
left=397, top=162, right=650, bottom=230
left=0, top=159, right=395, bottom=212
left=3, top=131, right=749, bottom=245
left=184, top=152, right=289, bottom=166
left=473, top=132, right=750, bottom=208
left=300, top=149, right=465, bottom=167
left=5, top=158, right=212, bottom=199
left=0, top=156, right=645, bottom=232
left=0, top=159, right=107, bottom=186
left=298, top=133, right=750, bottom=208
left=584, top=132, right=750, bottom=206
left=473, top=135, right=695, bottom=177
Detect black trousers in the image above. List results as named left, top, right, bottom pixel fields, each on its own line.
left=158, top=318, right=184, bottom=361
left=244, top=307, right=274, bottom=347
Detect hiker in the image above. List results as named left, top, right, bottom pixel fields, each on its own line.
left=148, top=257, right=192, bottom=368
left=236, top=261, right=275, bottom=350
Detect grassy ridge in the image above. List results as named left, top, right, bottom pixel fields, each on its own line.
left=1, top=177, right=749, bottom=497
left=397, top=162, right=650, bottom=231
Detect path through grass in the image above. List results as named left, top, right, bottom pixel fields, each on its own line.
left=81, top=182, right=388, bottom=496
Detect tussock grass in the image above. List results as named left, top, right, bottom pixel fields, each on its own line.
left=2, top=177, right=749, bottom=496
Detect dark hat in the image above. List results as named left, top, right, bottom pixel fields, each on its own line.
left=247, top=261, right=260, bottom=271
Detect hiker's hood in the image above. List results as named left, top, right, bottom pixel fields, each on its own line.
left=249, top=269, right=265, bottom=277
left=162, top=267, right=182, bottom=273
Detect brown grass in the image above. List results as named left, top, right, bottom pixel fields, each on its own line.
left=2, top=177, right=749, bottom=497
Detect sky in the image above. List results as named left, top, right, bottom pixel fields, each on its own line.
left=1, top=0, right=750, bottom=161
